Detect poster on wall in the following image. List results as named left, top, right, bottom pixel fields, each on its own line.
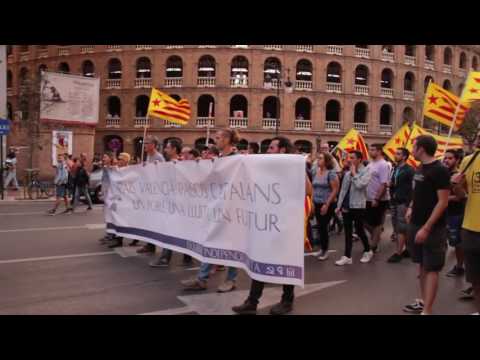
left=52, top=130, right=73, bottom=165
left=40, top=71, right=100, bottom=125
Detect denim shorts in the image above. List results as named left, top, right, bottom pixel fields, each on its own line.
left=446, top=215, right=463, bottom=247
left=56, top=184, right=67, bottom=198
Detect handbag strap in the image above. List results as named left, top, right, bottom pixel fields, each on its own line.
left=461, top=150, right=480, bottom=175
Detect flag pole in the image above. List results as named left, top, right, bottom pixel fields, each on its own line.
left=140, top=115, right=148, bottom=163
left=441, top=78, right=467, bottom=159
left=205, top=102, right=213, bottom=147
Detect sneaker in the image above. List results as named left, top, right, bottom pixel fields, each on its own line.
left=86, top=206, right=92, bottom=211
left=181, top=278, right=207, bottom=291
left=317, top=250, right=329, bottom=261
left=270, top=302, right=293, bottom=315
left=387, top=253, right=403, bottom=263
left=360, top=251, right=374, bottom=263
left=65, top=208, right=74, bottom=215
left=352, top=234, right=360, bottom=242
left=335, top=256, right=353, bottom=266
left=232, top=301, right=257, bottom=315
left=47, top=209, right=56, bottom=216
left=446, top=265, right=465, bottom=278
left=217, top=280, right=236, bottom=293
left=459, top=287, right=474, bottom=300
left=149, top=257, right=170, bottom=268
left=401, top=249, right=410, bottom=258
left=403, top=299, right=424, bottom=314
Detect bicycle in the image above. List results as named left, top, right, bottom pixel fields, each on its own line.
left=25, top=169, right=55, bottom=200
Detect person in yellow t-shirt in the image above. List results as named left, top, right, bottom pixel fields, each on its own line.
left=453, top=128, right=480, bottom=315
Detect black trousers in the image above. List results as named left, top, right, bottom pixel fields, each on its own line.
left=247, top=279, right=294, bottom=306
left=343, top=209, right=370, bottom=258
left=314, top=202, right=335, bottom=251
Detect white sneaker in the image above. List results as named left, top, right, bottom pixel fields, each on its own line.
left=360, top=251, right=374, bottom=263
left=318, top=250, right=329, bottom=261
left=335, top=256, right=352, bottom=266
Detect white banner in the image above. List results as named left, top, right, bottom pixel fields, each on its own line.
left=40, top=71, right=100, bottom=125
left=105, top=155, right=306, bottom=286
left=52, top=130, right=73, bottom=165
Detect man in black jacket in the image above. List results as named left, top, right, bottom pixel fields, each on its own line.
left=67, top=158, right=93, bottom=213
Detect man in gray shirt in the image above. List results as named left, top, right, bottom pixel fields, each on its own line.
left=135, top=135, right=165, bottom=253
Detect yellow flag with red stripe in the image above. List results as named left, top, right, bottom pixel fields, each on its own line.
left=337, top=128, right=369, bottom=161
left=423, top=82, right=469, bottom=131
left=405, top=125, right=464, bottom=167
left=461, top=71, right=480, bottom=104
left=147, top=88, right=191, bottom=125
left=383, top=123, right=412, bottom=162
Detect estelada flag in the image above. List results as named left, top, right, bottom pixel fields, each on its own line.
left=383, top=123, right=412, bottom=162
left=337, top=128, right=369, bottom=161
left=147, top=88, right=191, bottom=125
left=405, top=124, right=464, bottom=167
left=423, top=82, right=469, bottom=131
left=461, top=71, right=480, bottom=104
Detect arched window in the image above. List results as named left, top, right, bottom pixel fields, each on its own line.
left=380, top=104, right=392, bottom=125
left=198, top=55, right=216, bottom=77
left=296, top=59, right=312, bottom=81
left=7, top=70, right=12, bottom=88
left=7, top=103, right=13, bottom=120
left=425, top=45, right=435, bottom=61
left=197, top=94, right=215, bottom=117
left=458, top=83, right=464, bottom=96
left=19, top=67, right=29, bottom=85
left=136, top=57, right=151, bottom=78
left=169, top=94, right=181, bottom=101
left=195, top=138, right=215, bottom=149
left=135, top=95, right=149, bottom=117
left=355, top=65, right=369, bottom=85
left=231, top=56, right=249, bottom=85
left=133, top=137, right=145, bottom=161
left=405, top=45, right=416, bottom=57
left=444, top=47, right=453, bottom=65
left=166, top=56, right=183, bottom=78
left=264, top=57, right=281, bottom=82
left=382, top=45, right=394, bottom=53
left=82, top=60, right=95, bottom=77
left=294, top=140, right=312, bottom=153
left=459, top=52, right=467, bottom=69
left=230, top=95, right=248, bottom=117
left=354, top=102, right=367, bottom=123
left=326, top=100, right=340, bottom=122
left=326, top=62, right=342, bottom=83
left=443, top=79, right=452, bottom=91
left=472, top=56, right=479, bottom=71
left=424, top=76, right=434, bottom=92
left=237, top=139, right=249, bottom=151
left=107, top=96, right=121, bottom=117
left=20, top=99, right=29, bottom=120
left=108, top=58, right=122, bottom=79
left=402, top=107, right=415, bottom=124
left=295, top=98, right=311, bottom=120
left=381, top=68, right=394, bottom=88
left=58, top=62, right=70, bottom=74
left=404, top=72, right=415, bottom=91
left=263, top=96, right=280, bottom=118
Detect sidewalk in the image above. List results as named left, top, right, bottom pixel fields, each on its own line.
left=1, top=187, right=55, bottom=202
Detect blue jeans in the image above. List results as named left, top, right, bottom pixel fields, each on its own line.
left=198, top=262, right=238, bottom=282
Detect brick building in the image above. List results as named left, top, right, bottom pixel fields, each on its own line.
left=5, top=45, right=480, bottom=178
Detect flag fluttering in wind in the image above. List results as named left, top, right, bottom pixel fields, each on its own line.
left=147, top=88, right=191, bottom=125
left=383, top=123, right=412, bottom=162
left=336, top=128, right=369, bottom=161
left=461, top=71, right=480, bottom=104
left=423, top=82, right=469, bottom=131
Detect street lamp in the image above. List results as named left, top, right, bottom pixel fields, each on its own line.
left=265, top=61, right=293, bottom=136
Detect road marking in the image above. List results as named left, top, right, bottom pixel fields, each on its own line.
left=138, top=280, right=347, bottom=315
left=0, top=223, right=106, bottom=233
left=141, top=306, right=194, bottom=315
left=0, top=251, right=115, bottom=265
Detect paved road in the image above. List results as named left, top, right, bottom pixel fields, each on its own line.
left=0, top=201, right=475, bottom=315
